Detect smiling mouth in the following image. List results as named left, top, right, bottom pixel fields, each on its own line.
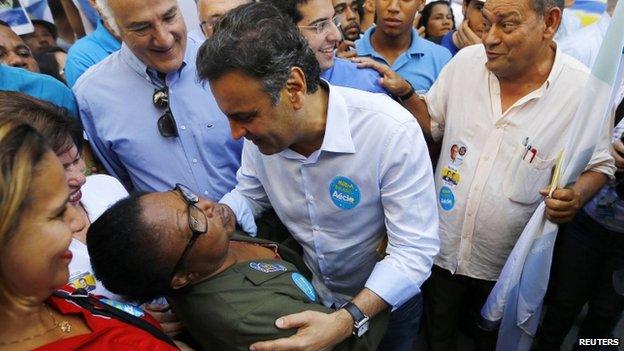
left=69, top=189, right=82, bottom=204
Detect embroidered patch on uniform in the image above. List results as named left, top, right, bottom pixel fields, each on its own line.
left=100, top=298, right=145, bottom=318
left=291, top=273, right=316, bottom=302
left=329, top=176, right=361, bottom=210
left=439, top=186, right=455, bottom=211
left=68, top=271, right=97, bottom=292
left=249, top=262, right=287, bottom=273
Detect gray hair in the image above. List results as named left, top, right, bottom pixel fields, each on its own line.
left=94, top=0, right=119, bottom=34
left=531, top=0, right=564, bottom=16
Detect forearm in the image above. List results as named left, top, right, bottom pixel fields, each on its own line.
left=571, top=170, right=608, bottom=206
left=351, top=288, right=390, bottom=319
left=400, top=94, right=433, bottom=142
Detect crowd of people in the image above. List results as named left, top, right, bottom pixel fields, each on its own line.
left=0, top=0, right=622, bottom=350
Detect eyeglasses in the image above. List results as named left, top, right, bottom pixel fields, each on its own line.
left=152, top=87, right=179, bottom=137
left=298, top=15, right=341, bottom=35
left=170, top=183, right=208, bottom=278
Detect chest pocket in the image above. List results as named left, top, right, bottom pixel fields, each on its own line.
left=503, top=143, right=556, bottom=205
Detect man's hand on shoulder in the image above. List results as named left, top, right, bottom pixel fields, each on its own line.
left=249, top=309, right=353, bottom=351
left=336, top=40, right=357, bottom=59
left=350, top=57, right=411, bottom=97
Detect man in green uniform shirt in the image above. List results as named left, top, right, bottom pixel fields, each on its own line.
left=87, top=184, right=388, bottom=351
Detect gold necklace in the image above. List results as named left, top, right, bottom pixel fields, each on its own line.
left=0, top=305, right=72, bottom=346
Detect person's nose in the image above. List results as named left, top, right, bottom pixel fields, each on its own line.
left=66, top=163, right=86, bottom=189
left=327, top=20, right=342, bottom=42
left=229, top=119, right=247, bottom=140
left=66, top=204, right=86, bottom=233
left=5, top=52, right=28, bottom=69
left=387, top=0, right=400, bottom=13
left=152, top=23, right=175, bottom=48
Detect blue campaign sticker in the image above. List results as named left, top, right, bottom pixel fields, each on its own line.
left=291, top=273, right=317, bottom=302
left=328, top=176, right=361, bottom=210
left=439, top=186, right=455, bottom=211
left=100, top=298, right=145, bottom=318
left=249, top=262, right=287, bottom=274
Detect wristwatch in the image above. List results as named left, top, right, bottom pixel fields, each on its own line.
left=392, top=80, right=415, bottom=104
left=341, top=301, right=370, bottom=337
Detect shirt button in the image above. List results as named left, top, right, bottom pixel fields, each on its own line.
left=307, top=195, right=314, bottom=202
left=180, top=125, right=186, bottom=130
left=203, top=190, right=209, bottom=195
left=192, top=158, right=198, bottom=164
left=313, top=225, right=320, bottom=231
left=207, top=124, right=214, bottom=128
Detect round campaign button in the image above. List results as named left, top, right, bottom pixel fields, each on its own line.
left=328, top=176, right=361, bottom=210
left=439, top=186, right=455, bottom=211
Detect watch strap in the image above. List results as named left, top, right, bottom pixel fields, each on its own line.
left=342, top=301, right=366, bottom=324
left=393, top=80, right=415, bottom=103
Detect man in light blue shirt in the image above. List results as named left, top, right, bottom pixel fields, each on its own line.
left=65, top=18, right=121, bottom=87
left=74, top=0, right=242, bottom=198
left=355, top=0, right=451, bottom=93
left=199, top=4, right=439, bottom=351
left=0, top=64, right=78, bottom=117
left=266, top=0, right=387, bottom=94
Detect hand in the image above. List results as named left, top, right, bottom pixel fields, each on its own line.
left=417, top=25, right=426, bottom=38
left=336, top=40, right=357, bottom=59
left=350, top=57, right=412, bottom=97
left=249, top=309, right=353, bottom=351
left=539, top=187, right=581, bottom=224
left=611, top=139, right=624, bottom=170
left=454, top=20, right=482, bottom=49
left=143, top=303, right=184, bottom=338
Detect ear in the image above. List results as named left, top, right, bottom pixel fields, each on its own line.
left=170, top=271, right=193, bottom=290
left=364, top=0, right=375, bottom=13
left=417, top=0, right=426, bottom=12
left=543, top=6, right=562, bottom=40
left=284, top=67, right=307, bottom=111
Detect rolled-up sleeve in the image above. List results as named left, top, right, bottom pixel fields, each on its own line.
left=365, top=120, right=440, bottom=309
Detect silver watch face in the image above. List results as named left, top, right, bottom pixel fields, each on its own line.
left=356, top=319, right=369, bottom=337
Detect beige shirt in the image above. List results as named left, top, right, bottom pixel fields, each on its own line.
left=425, top=44, right=615, bottom=281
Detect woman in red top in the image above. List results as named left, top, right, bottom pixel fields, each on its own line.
left=0, top=117, right=179, bottom=351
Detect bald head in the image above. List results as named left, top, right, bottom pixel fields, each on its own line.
left=197, top=0, right=252, bottom=38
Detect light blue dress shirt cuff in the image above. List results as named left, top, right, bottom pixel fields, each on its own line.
left=365, top=263, right=422, bottom=311
left=219, top=190, right=258, bottom=236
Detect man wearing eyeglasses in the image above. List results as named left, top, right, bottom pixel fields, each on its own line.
left=189, top=0, right=251, bottom=41
left=73, top=0, right=243, bottom=199
left=267, top=0, right=387, bottom=94
left=88, top=186, right=390, bottom=351
left=201, top=3, right=439, bottom=351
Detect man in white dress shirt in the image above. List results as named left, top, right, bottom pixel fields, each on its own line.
left=197, top=3, right=440, bottom=351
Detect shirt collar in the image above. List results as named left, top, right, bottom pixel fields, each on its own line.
left=92, top=20, right=121, bottom=53
left=278, top=80, right=355, bottom=161
left=357, top=27, right=425, bottom=59
left=120, top=38, right=191, bottom=85
left=319, top=80, right=356, bottom=154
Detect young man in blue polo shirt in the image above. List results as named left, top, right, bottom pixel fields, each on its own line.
left=354, top=0, right=451, bottom=93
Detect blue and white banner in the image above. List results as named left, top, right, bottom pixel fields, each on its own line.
left=480, top=1, right=624, bottom=350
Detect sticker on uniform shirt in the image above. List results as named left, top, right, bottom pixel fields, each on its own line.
left=441, top=167, right=461, bottom=187
left=291, top=273, right=316, bottom=302
left=439, top=186, right=455, bottom=211
left=329, top=176, right=361, bottom=210
left=68, top=271, right=97, bottom=292
left=100, top=298, right=145, bottom=318
left=249, top=262, right=287, bottom=273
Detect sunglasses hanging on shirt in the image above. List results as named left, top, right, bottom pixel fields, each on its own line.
left=152, top=86, right=179, bottom=138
